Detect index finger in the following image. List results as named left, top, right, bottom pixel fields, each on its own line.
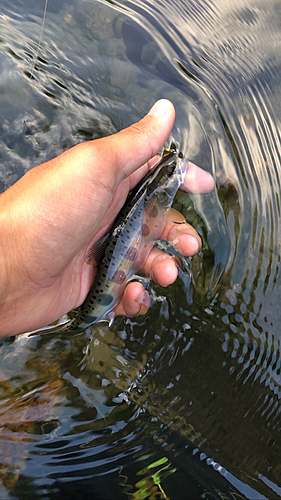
left=182, top=161, right=215, bottom=194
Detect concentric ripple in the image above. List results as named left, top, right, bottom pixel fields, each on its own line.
left=0, top=0, right=281, bottom=498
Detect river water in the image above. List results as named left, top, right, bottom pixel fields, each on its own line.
left=0, top=0, right=280, bottom=498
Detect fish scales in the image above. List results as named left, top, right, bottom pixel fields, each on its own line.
left=29, top=149, right=188, bottom=336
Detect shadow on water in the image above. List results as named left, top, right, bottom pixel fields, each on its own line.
left=0, top=0, right=281, bottom=498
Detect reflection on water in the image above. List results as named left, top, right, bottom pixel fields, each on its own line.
left=0, top=0, right=281, bottom=498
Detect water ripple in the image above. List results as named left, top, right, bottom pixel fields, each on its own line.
left=1, top=0, right=281, bottom=498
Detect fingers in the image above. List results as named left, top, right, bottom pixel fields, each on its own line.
left=146, top=250, right=179, bottom=287
left=182, top=161, right=215, bottom=194
left=114, top=208, right=201, bottom=318
left=114, top=281, right=150, bottom=318
left=114, top=248, right=190, bottom=319
left=161, top=207, right=201, bottom=253
left=143, top=209, right=200, bottom=286
left=126, top=157, right=215, bottom=196
left=91, top=100, right=176, bottom=184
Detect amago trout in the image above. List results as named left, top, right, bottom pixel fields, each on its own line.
left=30, top=147, right=188, bottom=335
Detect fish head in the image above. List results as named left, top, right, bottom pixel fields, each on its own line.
left=147, top=152, right=188, bottom=209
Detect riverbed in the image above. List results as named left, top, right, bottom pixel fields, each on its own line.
left=0, top=0, right=280, bottom=498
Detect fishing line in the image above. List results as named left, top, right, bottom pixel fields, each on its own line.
left=24, top=0, right=49, bottom=120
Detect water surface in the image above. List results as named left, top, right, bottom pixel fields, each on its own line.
left=0, top=0, right=280, bottom=498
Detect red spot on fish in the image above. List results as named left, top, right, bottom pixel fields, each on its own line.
left=142, top=223, right=150, bottom=237
left=126, top=246, right=138, bottom=261
left=112, top=270, right=126, bottom=284
left=145, top=201, right=159, bottom=218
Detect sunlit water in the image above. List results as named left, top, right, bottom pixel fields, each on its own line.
left=0, top=0, right=281, bottom=498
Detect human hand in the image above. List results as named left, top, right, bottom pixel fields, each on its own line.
left=0, top=99, right=214, bottom=337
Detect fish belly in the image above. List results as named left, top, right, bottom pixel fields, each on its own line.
left=73, top=197, right=167, bottom=330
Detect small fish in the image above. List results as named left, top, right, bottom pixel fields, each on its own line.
left=30, top=147, right=188, bottom=335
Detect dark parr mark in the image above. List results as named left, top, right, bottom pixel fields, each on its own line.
left=142, top=223, right=150, bottom=237
left=112, top=270, right=126, bottom=284
left=98, top=294, right=114, bottom=306
left=126, top=246, right=138, bottom=261
left=148, top=204, right=159, bottom=218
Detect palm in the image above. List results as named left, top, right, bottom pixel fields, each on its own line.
left=56, top=177, right=133, bottom=308
left=28, top=173, right=133, bottom=326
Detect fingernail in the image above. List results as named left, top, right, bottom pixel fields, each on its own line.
left=148, top=99, right=171, bottom=117
left=170, top=232, right=200, bottom=255
left=136, top=290, right=150, bottom=307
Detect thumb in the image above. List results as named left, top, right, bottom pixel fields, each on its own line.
left=92, top=99, right=175, bottom=183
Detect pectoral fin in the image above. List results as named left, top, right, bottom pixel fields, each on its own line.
left=86, top=233, right=110, bottom=266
